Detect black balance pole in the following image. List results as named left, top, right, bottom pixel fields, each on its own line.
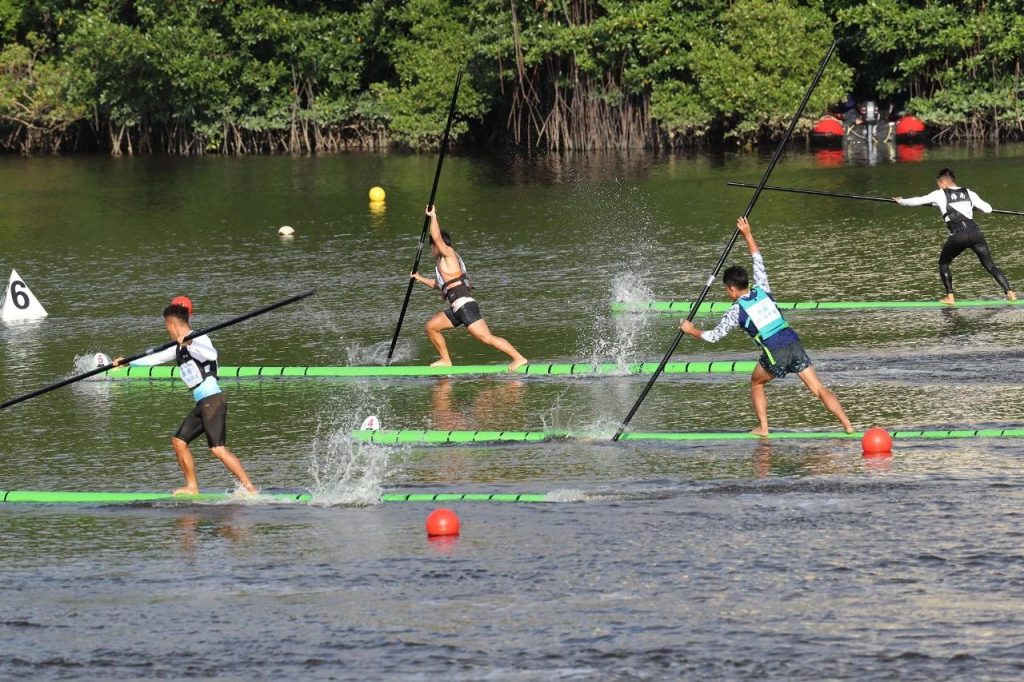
left=0, top=289, right=316, bottom=411
left=726, top=181, right=1024, bottom=217
left=612, top=40, right=839, bottom=441
left=385, top=70, right=464, bottom=365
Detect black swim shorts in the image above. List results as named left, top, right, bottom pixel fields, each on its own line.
left=759, top=340, right=813, bottom=379
left=175, top=393, right=228, bottom=448
left=444, top=301, right=483, bottom=328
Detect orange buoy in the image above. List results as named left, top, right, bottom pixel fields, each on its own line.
left=425, top=508, right=460, bottom=537
left=862, top=427, right=893, bottom=455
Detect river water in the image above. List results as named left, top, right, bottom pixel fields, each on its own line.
left=2, top=143, right=1024, bottom=678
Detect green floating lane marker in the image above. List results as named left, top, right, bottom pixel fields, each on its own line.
left=352, top=427, right=1024, bottom=446
left=0, top=490, right=311, bottom=504
left=104, top=360, right=756, bottom=380
left=612, top=299, right=1022, bottom=314
left=0, top=489, right=554, bottom=505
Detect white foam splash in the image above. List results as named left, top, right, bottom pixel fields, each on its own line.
left=307, top=383, right=399, bottom=507
left=73, top=352, right=110, bottom=379
left=544, top=488, right=586, bottom=503
left=578, top=265, right=655, bottom=373
left=308, top=425, right=392, bottom=507
left=610, top=269, right=655, bottom=309
left=345, top=340, right=413, bottom=366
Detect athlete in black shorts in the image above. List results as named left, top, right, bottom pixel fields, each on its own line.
left=681, top=217, right=854, bottom=435
left=410, top=205, right=528, bottom=371
left=113, top=298, right=257, bottom=495
left=896, top=168, right=1016, bottom=305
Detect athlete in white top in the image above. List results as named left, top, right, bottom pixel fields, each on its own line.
left=411, top=205, right=528, bottom=371
left=895, top=168, right=1015, bottom=305
left=113, top=299, right=257, bottom=495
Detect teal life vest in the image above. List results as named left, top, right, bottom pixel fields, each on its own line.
left=737, top=287, right=790, bottom=350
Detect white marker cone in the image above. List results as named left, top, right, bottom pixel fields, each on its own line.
left=92, top=353, right=112, bottom=370
left=360, top=415, right=381, bottom=431
left=0, top=269, right=48, bottom=322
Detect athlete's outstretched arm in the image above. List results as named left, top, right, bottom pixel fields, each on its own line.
left=737, top=217, right=759, bottom=254
left=969, top=190, right=993, bottom=214
left=681, top=306, right=739, bottom=342
left=894, top=189, right=942, bottom=207
left=426, top=205, right=455, bottom=258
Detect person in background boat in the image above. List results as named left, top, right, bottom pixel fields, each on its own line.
left=112, top=298, right=258, bottom=495
left=410, top=205, right=528, bottom=371
left=680, top=217, right=854, bottom=436
left=895, top=168, right=1016, bottom=305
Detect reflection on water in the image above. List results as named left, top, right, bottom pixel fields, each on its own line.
left=176, top=509, right=250, bottom=555
left=429, top=378, right=525, bottom=431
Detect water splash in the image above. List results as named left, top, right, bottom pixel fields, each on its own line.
left=307, top=384, right=397, bottom=506
left=308, top=426, right=392, bottom=507
left=345, top=340, right=413, bottom=366
left=73, top=352, right=111, bottom=379
left=572, top=180, right=657, bottom=371
left=544, top=488, right=586, bottom=502
left=610, top=269, right=655, bottom=310
left=577, top=271, right=654, bottom=372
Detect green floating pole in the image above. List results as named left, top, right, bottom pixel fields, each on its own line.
left=0, top=489, right=556, bottom=505
left=104, top=360, right=757, bottom=380
left=612, top=299, right=1022, bottom=314
left=352, top=427, right=1024, bottom=446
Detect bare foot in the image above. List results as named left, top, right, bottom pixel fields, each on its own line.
left=750, top=427, right=769, bottom=437
left=173, top=485, right=199, bottom=495
left=1008, top=291, right=1017, bottom=302
left=939, top=294, right=955, bottom=306
left=429, top=359, right=453, bottom=367
left=843, top=425, right=855, bottom=434
left=508, top=357, right=529, bottom=372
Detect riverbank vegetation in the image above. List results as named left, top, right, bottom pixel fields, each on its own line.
left=1, top=0, right=1021, bottom=154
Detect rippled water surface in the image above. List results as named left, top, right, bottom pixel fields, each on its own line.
left=3, top=145, right=1024, bottom=679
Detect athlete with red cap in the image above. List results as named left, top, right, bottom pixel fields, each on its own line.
left=170, top=296, right=193, bottom=316
left=112, top=297, right=257, bottom=495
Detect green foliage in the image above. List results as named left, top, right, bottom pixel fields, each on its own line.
left=370, top=0, right=502, bottom=147
left=0, top=41, right=85, bottom=150
left=0, top=0, right=22, bottom=42
left=0, top=0, right=1020, bottom=153
left=839, top=0, right=1024, bottom=138
left=689, top=0, right=851, bottom=139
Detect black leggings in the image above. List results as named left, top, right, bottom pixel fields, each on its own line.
left=939, top=226, right=1011, bottom=295
left=174, top=393, right=227, bottom=448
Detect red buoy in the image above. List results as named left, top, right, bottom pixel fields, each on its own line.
left=812, top=115, right=845, bottom=138
left=895, top=115, right=926, bottom=137
left=425, top=508, right=460, bottom=537
left=862, top=427, right=893, bottom=455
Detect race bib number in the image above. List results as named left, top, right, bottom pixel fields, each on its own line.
left=179, top=360, right=203, bottom=388
left=745, top=297, right=783, bottom=330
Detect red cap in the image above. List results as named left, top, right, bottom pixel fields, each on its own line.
left=170, top=296, right=193, bottom=316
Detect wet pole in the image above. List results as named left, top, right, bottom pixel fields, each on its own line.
left=1, top=290, right=316, bottom=411
left=385, top=71, right=463, bottom=364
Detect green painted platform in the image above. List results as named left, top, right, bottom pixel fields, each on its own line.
left=0, top=489, right=553, bottom=505
left=352, top=427, right=1024, bottom=446
left=104, top=360, right=756, bottom=380
left=612, top=299, right=1021, bottom=314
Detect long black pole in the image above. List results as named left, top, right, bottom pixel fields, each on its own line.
left=385, top=70, right=463, bottom=364
left=0, top=289, right=316, bottom=411
left=612, top=40, right=838, bottom=441
left=727, top=181, right=1024, bottom=217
